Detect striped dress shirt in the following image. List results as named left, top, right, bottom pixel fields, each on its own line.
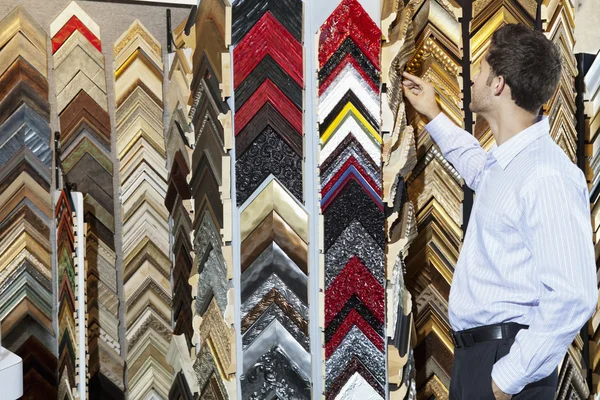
left=425, top=113, right=598, bottom=394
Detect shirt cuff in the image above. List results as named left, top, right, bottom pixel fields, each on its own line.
left=424, top=112, right=455, bottom=150
left=491, top=357, right=529, bottom=395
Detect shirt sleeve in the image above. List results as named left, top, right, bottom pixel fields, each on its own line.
left=491, top=174, right=597, bottom=394
left=425, top=112, right=487, bottom=190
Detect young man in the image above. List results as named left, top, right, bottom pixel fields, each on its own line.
left=402, top=24, right=597, bottom=400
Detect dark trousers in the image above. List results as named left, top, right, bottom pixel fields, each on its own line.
left=449, top=337, right=558, bottom=399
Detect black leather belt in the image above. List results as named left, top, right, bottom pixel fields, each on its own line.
left=450, top=323, right=528, bottom=348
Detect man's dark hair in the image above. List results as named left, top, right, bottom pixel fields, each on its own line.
left=485, top=23, right=562, bottom=113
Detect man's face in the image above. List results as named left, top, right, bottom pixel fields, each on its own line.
left=470, top=56, right=494, bottom=114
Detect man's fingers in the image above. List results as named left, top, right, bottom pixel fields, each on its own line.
left=402, top=83, right=421, bottom=96
left=402, top=71, right=426, bottom=86
left=402, top=85, right=417, bottom=101
left=402, top=80, right=423, bottom=96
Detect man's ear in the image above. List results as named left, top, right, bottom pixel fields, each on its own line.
left=494, top=75, right=506, bottom=96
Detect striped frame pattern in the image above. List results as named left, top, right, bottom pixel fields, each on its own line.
left=51, top=2, right=125, bottom=396
left=50, top=2, right=125, bottom=398
left=543, top=0, right=578, bottom=163
left=0, top=6, right=55, bottom=398
left=114, top=20, right=173, bottom=400
left=232, top=0, right=311, bottom=397
left=380, top=1, right=420, bottom=395
left=403, top=0, right=464, bottom=397
left=317, top=0, right=384, bottom=397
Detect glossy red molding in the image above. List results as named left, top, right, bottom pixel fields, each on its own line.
left=234, top=79, right=302, bottom=135
left=325, top=308, right=385, bottom=357
left=233, top=12, right=302, bottom=89
left=52, top=15, right=101, bottom=54
left=318, top=0, right=381, bottom=69
left=325, top=256, right=384, bottom=325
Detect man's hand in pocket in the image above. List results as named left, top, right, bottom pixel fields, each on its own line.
left=492, top=379, right=513, bottom=400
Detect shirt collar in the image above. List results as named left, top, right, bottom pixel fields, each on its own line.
left=489, top=116, right=550, bottom=170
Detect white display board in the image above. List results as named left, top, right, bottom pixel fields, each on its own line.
left=0, top=347, right=23, bottom=400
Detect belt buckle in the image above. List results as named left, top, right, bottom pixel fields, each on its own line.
left=463, top=333, right=475, bottom=347
left=450, top=330, right=458, bottom=348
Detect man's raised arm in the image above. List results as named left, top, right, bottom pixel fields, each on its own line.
left=403, top=72, right=487, bottom=190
